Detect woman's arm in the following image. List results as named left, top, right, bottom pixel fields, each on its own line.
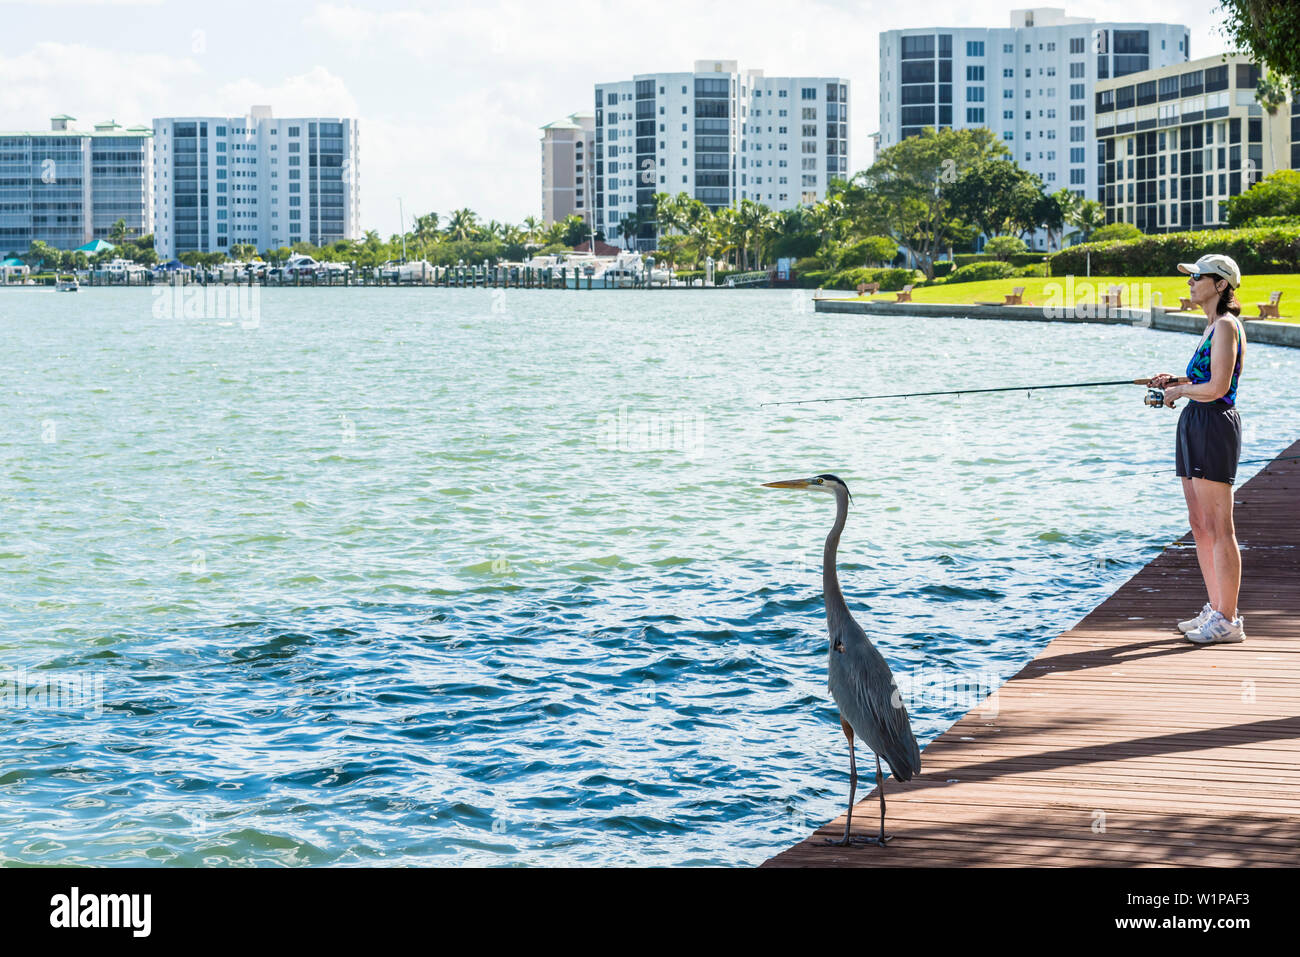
left=1165, top=318, right=1238, bottom=405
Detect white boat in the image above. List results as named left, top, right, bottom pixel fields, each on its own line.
left=397, top=260, right=433, bottom=283
left=561, top=250, right=648, bottom=288
left=56, top=278, right=79, bottom=292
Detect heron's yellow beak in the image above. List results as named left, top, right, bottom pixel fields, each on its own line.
left=761, top=479, right=812, bottom=489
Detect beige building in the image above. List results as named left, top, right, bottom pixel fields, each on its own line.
left=1096, top=53, right=1292, bottom=233
left=540, top=112, right=595, bottom=226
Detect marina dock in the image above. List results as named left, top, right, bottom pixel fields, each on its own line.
left=764, top=440, right=1300, bottom=867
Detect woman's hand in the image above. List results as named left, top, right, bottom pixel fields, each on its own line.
left=1162, top=384, right=1182, bottom=408
left=1149, top=372, right=1176, bottom=389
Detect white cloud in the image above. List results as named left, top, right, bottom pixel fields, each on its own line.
left=0, top=43, right=200, bottom=126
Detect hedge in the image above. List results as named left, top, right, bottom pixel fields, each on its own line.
left=1049, top=226, right=1300, bottom=277
left=822, top=266, right=922, bottom=291
left=945, top=261, right=1017, bottom=283
left=955, top=252, right=1050, bottom=267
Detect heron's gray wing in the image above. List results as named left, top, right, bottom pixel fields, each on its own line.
left=828, top=623, right=921, bottom=781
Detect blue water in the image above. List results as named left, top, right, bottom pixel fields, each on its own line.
left=0, top=287, right=1295, bottom=865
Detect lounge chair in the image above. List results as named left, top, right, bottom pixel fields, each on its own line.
left=1255, top=291, right=1282, bottom=319
left=975, top=286, right=1027, bottom=306
left=894, top=284, right=914, bottom=302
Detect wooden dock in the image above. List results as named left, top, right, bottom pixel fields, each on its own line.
left=764, top=440, right=1300, bottom=867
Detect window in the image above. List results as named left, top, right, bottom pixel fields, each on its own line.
left=1070, top=83, right=1085, bottom=99
left=801, top=87, right=816, bottom=99
left=967, top=87, right=984, bottom=102
left=1003, top=43, right=1014, bottom=54
left=966, top=66, right=984, bottom=81
left=1003, top=110, right=1014, bottom=119
left=1070, top=105, right=1085, bottom=121
left=966, top=40, right=984, bottom=57
left=288, top=126, right=299, bottom=136
left=1070, top=37, right=1085, bottom=54
left=802, top=107, right=817, bottom=120
left=966, top=108, right=985, bottom=123
left=1070, top=62, right=1085, bottom=79
left=1003, top=89, right=1014, bottom=99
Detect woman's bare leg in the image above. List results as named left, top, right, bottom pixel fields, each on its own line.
left=1182, top=477, right=1220, bottom=609
left=1192, top=477, right=1240, bottom=619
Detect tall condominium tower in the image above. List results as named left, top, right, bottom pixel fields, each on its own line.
left=152, top=105, right=360, bottom=258
left=0, top=115, right=153, bottom=253
left=593, top=60, right=850, bottom=249
left=879, top=8, right=1189, bottom=215
left=541, top=112, right=596, bottom=227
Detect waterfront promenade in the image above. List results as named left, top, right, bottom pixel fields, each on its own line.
left=764, top=441, right=1300, bottom=867
left=814, top=295, right=1300, bottom=348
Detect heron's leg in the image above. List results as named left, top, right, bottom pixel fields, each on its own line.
left=824, top=717, right=857, bottom=846
left=847, top=755, right=894, bottom=846
left=874, top=755, right=893, bottom=845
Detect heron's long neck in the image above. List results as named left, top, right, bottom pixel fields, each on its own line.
left=823, top=489, right=851, bottom=632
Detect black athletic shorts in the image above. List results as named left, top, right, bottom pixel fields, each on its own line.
left=1175, top=399, right=1242, bottom=485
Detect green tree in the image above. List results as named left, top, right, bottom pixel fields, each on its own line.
left=23, top=239, right=54, bottom=270
left=844, top=126, right=1005, bottom=278
left=618, top=212, right=641, bottom=251
left=1066, top=199, right=1107, bottom=242
left=1090, top=221, right=1143, bottom=242
left=445, top=208, right=479, bottom=242
left=948, top=158, right=1044, bottom=239
left=983, top=235, right=1028, bottom=260
left=1218, top=2, right=1300, bottom=83
left=1225, top=168, right=1300, bottom=224
left=561, top=213, right=592, bottom=247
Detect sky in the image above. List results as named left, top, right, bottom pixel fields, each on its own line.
left=0, top=0, right=1234, bottom=237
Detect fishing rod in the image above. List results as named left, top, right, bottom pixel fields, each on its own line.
left=760, top=377, right=1190, bottom=409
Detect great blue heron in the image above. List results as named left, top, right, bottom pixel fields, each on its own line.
left=762, top=473, right=921, bottom=846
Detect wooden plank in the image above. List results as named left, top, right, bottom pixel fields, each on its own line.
left=763, top=444, right=1300, bottom=867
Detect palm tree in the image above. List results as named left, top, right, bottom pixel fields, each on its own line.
left=445, top=208, right=479, bottom=243
left=734, top=198, right=769, bottom=270
left=618, top=213, right=641, bottom=250
left=542, top=221, right=566, bottom=246
left=1255, top=69, right=1287, bottom=179
left=108, top=218, right=131, bottom=247
left=712, top=206, right=741, bottom=267
left=1068, top=199, right=1107, bottom=243
left=522, top=216, right=542, bottom=245
left=687, top=216, right=718, bottom=269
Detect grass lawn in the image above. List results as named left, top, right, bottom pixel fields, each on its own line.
left=844, top=274, right=1300, bottom=323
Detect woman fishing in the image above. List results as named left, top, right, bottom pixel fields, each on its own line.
left=1149, top=254, right=1247, bottom=645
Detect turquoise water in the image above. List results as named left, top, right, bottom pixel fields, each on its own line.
left=0, top=287, right=1295, bottom=866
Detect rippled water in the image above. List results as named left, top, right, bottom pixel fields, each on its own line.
left=0, top=287, right=1294, bottom=866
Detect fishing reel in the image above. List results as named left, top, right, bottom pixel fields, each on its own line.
left=1144, top=387, right=1167, bottom=408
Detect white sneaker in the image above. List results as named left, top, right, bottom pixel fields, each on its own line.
left=1186, top=610, right=1245, bottom=645
left=1177, top=602, right=1214, bottom=634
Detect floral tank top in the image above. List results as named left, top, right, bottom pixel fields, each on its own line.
left=1185, top=317, right=1243, bottom=406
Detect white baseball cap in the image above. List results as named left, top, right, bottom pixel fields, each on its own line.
left=1177, top=253, right=1241, bottom=289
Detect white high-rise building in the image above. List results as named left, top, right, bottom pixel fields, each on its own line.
left=0, top=115, right=152, bottom=252
left=879, top=8, right=1189, bottom=225
left=152, top=105, right=360, bottom=258
left=594, top=60, right=850, bottom=249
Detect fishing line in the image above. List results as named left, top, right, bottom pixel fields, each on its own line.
left=760, top=377, right=1187, bottom=408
